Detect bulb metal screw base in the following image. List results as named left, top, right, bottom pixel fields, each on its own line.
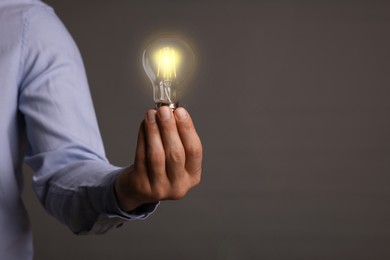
left=155, top=102, right=178, bottom=110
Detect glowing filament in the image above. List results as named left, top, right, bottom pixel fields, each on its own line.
left=156, top=47, right=178, bottom=80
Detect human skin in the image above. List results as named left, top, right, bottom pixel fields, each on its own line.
left=115, top=106, right=203, bottom=211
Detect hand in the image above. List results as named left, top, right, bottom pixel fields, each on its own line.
left=115, top=106, right=202, bottom=212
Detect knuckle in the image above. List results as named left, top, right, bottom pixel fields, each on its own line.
left=170, top=186, right=188, bottom=200
left=130, top=174, right=151, bottom=195
left=151, top=187, right=167, bottom=200
left=167, top=148, right=185, bottom=164
left=147, top=151, right=165, bottom=165
left=192, top=173, right=201, bottom=186
left=187, top=145, right=203, bottom=159
left=131, top=178, right=151, bottom=197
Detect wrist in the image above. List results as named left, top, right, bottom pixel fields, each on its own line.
left=114, top=166, right=145, bottom=212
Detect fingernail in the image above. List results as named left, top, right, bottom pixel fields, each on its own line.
left=146, top=110, right=156, bottom=123
left=175, top=108, right=188, bottom=121
left=158, top=106, right=171, bottom=120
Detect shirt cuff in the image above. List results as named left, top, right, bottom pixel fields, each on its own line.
left=85, top=169, right=159, bottom=235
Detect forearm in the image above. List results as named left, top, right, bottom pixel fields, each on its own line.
left=31, top=159, right=158, bottom=234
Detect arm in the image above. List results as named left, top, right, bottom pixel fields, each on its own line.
left=18, top=5, right=157, bottom=234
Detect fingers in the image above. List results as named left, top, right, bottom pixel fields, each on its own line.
left=118, top=107, right=202, bottom=211
left=134, top=122, right=155, bottom=190
left=136, top=107, right=202, bottom=198
left=134, top=121, right=146, bottom=172
left=174, top=108, right=203, bottom=175
left=156, top=107, right=186, bottom=180
left=143, top=109, right=167, bottom=184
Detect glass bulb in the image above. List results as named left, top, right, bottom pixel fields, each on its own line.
left=143, top=36, right=195, bottom=109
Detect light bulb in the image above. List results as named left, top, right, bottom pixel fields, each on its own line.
left=143, top=36, right=195, bottom=109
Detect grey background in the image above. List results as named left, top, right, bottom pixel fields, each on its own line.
left=22, top=0, right=390, bottom=259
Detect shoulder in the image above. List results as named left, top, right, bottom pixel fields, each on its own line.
left=0, top=0, right=53, bottom=23
left=0, top=1, right=55, bottom=41
left=15, top=1, right=81, bottom=92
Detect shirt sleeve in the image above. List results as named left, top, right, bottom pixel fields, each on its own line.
left=18, top=5, right=158, bottom=234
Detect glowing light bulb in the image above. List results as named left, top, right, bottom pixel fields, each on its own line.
left=143, top=36, right=195, bottom=109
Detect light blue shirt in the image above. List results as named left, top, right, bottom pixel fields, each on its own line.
left=0, top=1, right=157, bottom=259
